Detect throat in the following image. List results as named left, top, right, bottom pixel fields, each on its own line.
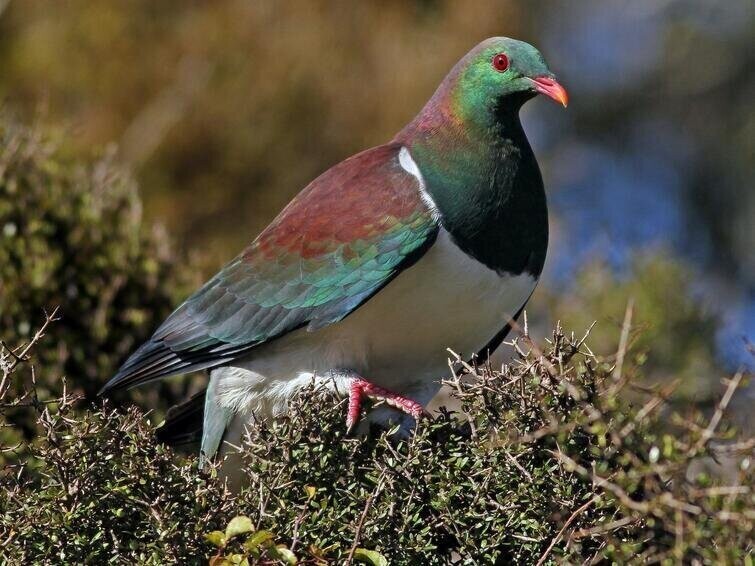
left=407, top=113, right=548, bottom=277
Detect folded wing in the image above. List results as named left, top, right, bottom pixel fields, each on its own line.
left=101, top=144, right=439, bottom=393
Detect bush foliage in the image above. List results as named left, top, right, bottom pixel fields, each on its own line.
left=0, top=117, right=186, bottom=394
left=547, top=255, right=722, bottom=400
left=0, top=117, right=196, bottom=449
left=1, top=312, right=751, bottom=564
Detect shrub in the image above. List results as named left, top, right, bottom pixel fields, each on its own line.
left=547, top=255, right=722, bottom=402
left=1, top=314, right=751, bottom=564
left=0, top=116, right=194, bottom=447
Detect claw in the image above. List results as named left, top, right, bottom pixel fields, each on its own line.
left=346, top=377, right=425, bottom=432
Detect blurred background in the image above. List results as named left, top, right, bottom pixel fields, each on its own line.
left=0, top=0, right=752, bottom=414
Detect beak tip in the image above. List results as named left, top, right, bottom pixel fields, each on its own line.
left=530, top=76, right=569, bottom=108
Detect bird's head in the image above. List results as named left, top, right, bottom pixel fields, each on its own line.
left=447, top=37, right=567, bottom=126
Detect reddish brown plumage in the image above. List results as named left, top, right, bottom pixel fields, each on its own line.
left=249, top=144, right=426, bottom=261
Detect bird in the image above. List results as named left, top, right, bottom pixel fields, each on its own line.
left=101, top=37, right=567, bottom=471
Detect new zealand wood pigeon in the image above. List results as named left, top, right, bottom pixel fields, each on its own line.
left=101, top=37, right=567, bottom=468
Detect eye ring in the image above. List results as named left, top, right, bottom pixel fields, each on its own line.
left=492, top=53, right=510, bottom=72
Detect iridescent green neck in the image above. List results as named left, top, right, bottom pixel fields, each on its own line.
left=395, top=86, right=548, bottom=277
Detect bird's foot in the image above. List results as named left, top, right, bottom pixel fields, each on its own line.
left=346, top=377, right=425, bottom=432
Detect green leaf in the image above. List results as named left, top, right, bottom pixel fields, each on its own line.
left=354, top=548, right=388, bottom=566
left=225, top=516, right=254, bottom=540
left=268, top=544, right=297, bottom=564
left=204, top=530, right=227, bottom=547
left=304, top=485, right=317, bottom=499
left=243, top=530, right=275, bottom=551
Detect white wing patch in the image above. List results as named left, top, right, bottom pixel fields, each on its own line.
left=398, top=146, right=441, bottom=222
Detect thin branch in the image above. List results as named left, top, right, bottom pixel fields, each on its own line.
left=2, top=307, right=60, bottom=374
left=536, top=495, right=599, bottom=566
left=572, top=514, right=640, bottom=539
left=692, top=371, right=743, bottom=454
left=504, top=450, right=533, bottom=483
left=551, top=451, right=650, bottom=514
left=612, top=298, right=634, bottom=382
left=345, top=471, right=387, bottom=565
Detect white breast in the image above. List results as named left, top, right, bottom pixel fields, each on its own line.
left=331, top=227, right=537, bottom=382
left=212, top=227, right=536, bottom=417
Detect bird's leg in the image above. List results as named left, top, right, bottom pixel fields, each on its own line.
left=346, top=376, right=425, bottom=432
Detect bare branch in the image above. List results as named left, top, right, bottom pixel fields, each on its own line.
left=692, top=371, right=744, bottom=454
left=536, top=495, right=599, bottom=566
left=612, top=298, right=634, bottom=382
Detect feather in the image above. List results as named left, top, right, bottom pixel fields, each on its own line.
left=156, top=389, right=206, bottom=446
left=102, top=144, right=438, bottom=395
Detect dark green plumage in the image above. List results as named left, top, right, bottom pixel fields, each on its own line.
left=404, top=107, right=547, bottom=276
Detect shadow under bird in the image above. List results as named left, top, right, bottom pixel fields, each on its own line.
left=101, top=37, right=567, bottom=472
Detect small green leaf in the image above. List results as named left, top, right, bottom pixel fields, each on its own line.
left=304, top=485, right=316, bottom=499
left=225, top=516, right=254, bottom=540
left=386, top=424, right=401, bottom=436
left=354, top=548, right=388, bottom=566
left=268, top=544, right=297, bottom=564
left=243, top=530, right=274, bottom=551
left=204, top=530, right=226, bottom=547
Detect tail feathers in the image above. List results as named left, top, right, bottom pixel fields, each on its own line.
left=154, top=384, right=235, bottom=470
left=100, top=301, right=260, bottom=395
left=156, top=389, right=207, bottom=446
left=99, top=337, right=251, bottom=395
left=200, top=385, right=233, bottom=469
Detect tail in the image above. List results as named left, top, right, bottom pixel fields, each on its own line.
left=155, top=384, right=233, bottom=469
left=156, top=389, right=207, bottom=446
left=200, top=382, right=233, bottom=468
left=98, top=335, right=242, bottom=395
left=99, top=303, right=253, bottom=396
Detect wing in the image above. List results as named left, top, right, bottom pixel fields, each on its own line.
left=101, top=144, right=439, bottom=392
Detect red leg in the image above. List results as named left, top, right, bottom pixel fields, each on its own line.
left=346, top=377, right=425, bottom=431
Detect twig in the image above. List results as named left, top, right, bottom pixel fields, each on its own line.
left=345, top=471, right=386, bottom=565
left=612, top=298, right=634, bottom=382
left=289, top=487, right=317, bottom=553
left=446, top=348, right=476, bottom=376
left=510, top=533, right=542, bottom=543
left=506, top=315, right=559, bottom=377
left=608, top=380, right=679, bottom=457
left=3, top=307, right=60, bottom=373
left=710, top=438, right=755, bottom=454
left=575, top=321, right=597, bottom=352
left=536, top=495, right=599, bottom=566
left=572, top=515, right=639, bottom=539
left=692, top=371, right=743, bottom=454
left=0, top=308, right=60, bottom=402
left=551, top=450, right=649, bottom=514
left=504, top=450, right=533, bottom=482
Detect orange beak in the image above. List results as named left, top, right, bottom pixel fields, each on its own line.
left=529, top=76, right=568, bottom=107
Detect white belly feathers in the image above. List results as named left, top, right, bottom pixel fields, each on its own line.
left=211, top=227, right=535, bottom=417
left=210, top=145, right=537, bottom=420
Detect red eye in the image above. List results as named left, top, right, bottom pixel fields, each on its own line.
left=492, top=53, right=509, bottom=72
